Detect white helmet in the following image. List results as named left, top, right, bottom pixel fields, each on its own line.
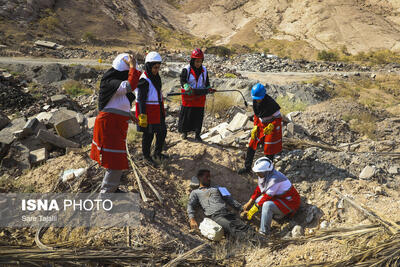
left=252, top=157, right=274, bottom=172
left=112, top=53, right=130, bottom=71
left=145, top=51, right=162, bottom=63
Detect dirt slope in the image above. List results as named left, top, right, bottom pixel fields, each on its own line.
left=1, top=0, right=400, bottom=53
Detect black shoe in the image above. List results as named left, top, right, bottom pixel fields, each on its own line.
left=194, top=135, right=203, bottom=142
left=144, top=156, right=158, bottom=167
left=181, top=132, right=187, bottom=140
left=238, top=167, right=251, bottom=174
left=154, top=153, right=169, bottom=160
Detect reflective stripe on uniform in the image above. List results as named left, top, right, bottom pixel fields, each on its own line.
left=265, top=139, right=282, bottom=145
left=276, top=198, right=293, bottom=213
left=92, top=140, right=126, bottom=154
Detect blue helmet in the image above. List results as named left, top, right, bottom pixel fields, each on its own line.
left=251, top=83, right=266, bottom=100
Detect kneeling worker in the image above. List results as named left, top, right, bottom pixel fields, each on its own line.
left=241, top=157, right=301, bottom=236
left=187, top=169, right=250, bottom=238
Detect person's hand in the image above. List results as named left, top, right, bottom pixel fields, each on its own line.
left=263, top=123, right=274, bottom=135
left=251, top=126, right=258, bottom=140
left=122, top=54, right=136, bottom=69
left=189, top=218, right=198, bottom=230
left=130, top=112, right=139, bottom=124
left=240, top=210, right=248, bottom=219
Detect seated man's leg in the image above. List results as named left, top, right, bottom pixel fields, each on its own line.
left=211, top=211, right=249, bottom=238
left=259, top=201, right=285, bottom=235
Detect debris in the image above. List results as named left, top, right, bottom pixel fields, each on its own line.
left=54, top=117, right=82, bottom=138
left=0, top=111, right=10, bottom=130
left=36, top=129, right=80, bottom=148
left=359, top=165, right=376, bottom=180
left=190, top=176, right=200, bottom=189
left=199, top=218, right=224, bottom=241
left=60, top=168, right=87, bottom=183
left=87, top=117, right=96, bottom=129
left=34, top=40, right=63, bottom=50
left=29, top=148, right=48, bottom=165
left=227, top=112, right=248, bottom=132
left=292, top=225, right=304, bottom=237
left=388, top=165, right=399, bottom=175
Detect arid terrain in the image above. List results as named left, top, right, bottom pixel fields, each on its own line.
left=0, top=1, right=400, bottom=266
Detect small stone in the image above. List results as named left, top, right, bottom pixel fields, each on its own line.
left=388, top=165, right=399, bottom=175
left=29, top=148, right=48, bottom=165
left=320, top=220, right=329, bottom=229
left=190, top=176, right=200, bottom=189
left=359, top=165, right=376, bottom=180
left=291, top=225, right=304, bottom=237
left=374, top=186, right=384, bottom=195
left=43, top=105, right=51, bottom=111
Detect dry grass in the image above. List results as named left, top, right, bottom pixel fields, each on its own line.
left=205, top=93, right=237, bottom=114
left=276, top=95, right=308, bottom=115
left=316, top=74, right=400, bottom=116
left=342, top=112, right=378, bottom=139
left=126, top=127, right=142, bottom=143
left=63, top=80, right=92, bottom=97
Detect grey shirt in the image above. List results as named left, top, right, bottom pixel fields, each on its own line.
left=187, top=186, right=243, bottom=219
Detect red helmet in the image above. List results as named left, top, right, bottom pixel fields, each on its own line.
left=191, top=48, right=204, bottom=59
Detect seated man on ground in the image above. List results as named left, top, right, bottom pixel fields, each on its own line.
left=187, top=169, right=250, bottom=239
left=241, top=157, right=301, bottom=236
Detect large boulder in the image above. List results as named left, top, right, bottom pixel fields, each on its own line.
left=34, top=64, right=64, bottom=84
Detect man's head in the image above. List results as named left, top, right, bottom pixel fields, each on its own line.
left=197, top=169, right=211, bottom=187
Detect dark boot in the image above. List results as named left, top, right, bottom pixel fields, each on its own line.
left=238, top=147, right=256, bottom=174
left=181, top=132, right=188, bottom=140
left=195, top=129, right=203, bottom=142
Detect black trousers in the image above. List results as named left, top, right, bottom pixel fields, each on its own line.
left=210, top=209, right=250, bottom=238
left=142, top=129, right=167, bottom=158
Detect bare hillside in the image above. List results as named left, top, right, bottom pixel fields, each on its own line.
left=1, top=0, right=400, bottom=53
left=182, top=0, right=400, bottom=53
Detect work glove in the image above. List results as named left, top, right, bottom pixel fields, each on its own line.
left=250, top=125, right=258, bottom=140
left=263, top=123, right=274, bottom=135
left=247, top=204, right=259, bottom=220
left=138, top=114, right=148, bottom=128
left=183, top=83, right=193, bottom=95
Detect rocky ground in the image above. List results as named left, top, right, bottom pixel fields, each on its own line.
left=0, top=54, right=399, bottom=266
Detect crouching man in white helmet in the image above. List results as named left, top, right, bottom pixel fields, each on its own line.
left=241, top=157, right=301, bottom=236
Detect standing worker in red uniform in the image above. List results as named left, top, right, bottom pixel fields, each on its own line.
left=91, top=53, right=141, bottom=194
left=178, top=48, right=215, bottom=141
left=238, top=83, right=282, bottom=174
left=241, top=157, right=301, bottom=236
left=135, top=52, right=167, bottom=165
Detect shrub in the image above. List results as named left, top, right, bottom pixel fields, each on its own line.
left=205, top=92, right=237, bottom=114
left=39, top=15, right=59, bottom=31
left=317, top=50, right=339, bottom=61
left=205, top=46, right=232, bottom=57
left=63, top=80, right=92, bottom=97
left=82, top=32, right=96, bottom=43
left=224, top=73, right=237, bottom=79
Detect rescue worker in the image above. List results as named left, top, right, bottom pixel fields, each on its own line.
left=91, top=53, right=141, bottom=194
left=187, top=169, right=250, bottom=238
left=135, top=51, right=167, bottom=165
left=238, top=83, right=282, bottom=174
left=241, top=157, right=301, bottom=236
left=178, top=48, right=216, bottom=141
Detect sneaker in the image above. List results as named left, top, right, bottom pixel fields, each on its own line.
left=238, top=167, right=251, bottom=174
left=181, top=132, right=188, bottom=140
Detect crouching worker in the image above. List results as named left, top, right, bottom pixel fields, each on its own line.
left=187, top=169, right=250, bottom=239
left=241, top=157, right=301, bottom=236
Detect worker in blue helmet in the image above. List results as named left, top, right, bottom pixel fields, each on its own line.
left=238, top=83, right=283, bottom=174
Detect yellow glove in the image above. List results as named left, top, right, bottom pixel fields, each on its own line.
left=263, top=123, right=274, bottom=135
left=247, top=204, right=259, bottom=220
left=138, top=114, right=148, bottom=128
left=251, top=126, right=258, bottom=140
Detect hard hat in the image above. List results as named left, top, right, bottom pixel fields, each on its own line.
left=191, top=48, right=204, bottom=59
left=252, top=157, right=274, bottom=172
left=251, top=83, right=266, bottom=100
left=145, top=51, right=162, bottom=63
left=112, top=53, right=130, bottom=71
